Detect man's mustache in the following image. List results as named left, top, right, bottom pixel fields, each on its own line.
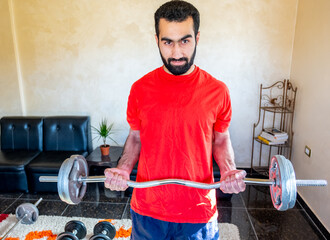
left=168, top=58, right=188, bottom=63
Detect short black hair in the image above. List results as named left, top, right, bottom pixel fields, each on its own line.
left=154, top=0, right=200, bottom=37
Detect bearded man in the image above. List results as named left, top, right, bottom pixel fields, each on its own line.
left=104, top=1, right=246, bottom=239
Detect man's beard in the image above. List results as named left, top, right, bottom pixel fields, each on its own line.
left=160, top=45, right=197, bottom=76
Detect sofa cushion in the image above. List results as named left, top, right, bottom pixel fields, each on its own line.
left=0, top=150, right=40, bottom=171
left=26, top=151, right=89, bottom=173
left=0, top=170, right=30, bottom=192
left=43, top=116, right=92, bottom=153
left=1, top=117, right=43, bottom=151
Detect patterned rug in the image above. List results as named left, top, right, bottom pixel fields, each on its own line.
left=0, top=214, right=240, bottom=240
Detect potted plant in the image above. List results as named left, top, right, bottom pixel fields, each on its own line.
left=92, top=118, right=118, bottom=156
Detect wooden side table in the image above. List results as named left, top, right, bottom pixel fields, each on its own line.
left=86, top=146, right=123, bottom=174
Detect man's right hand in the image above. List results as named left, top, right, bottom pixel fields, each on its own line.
left=104, top=168, right=130, bottom=191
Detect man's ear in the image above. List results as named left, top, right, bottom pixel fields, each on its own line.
left=196, top=31, right=200, bottom=45
left=155, top=34, right=159, bottom=46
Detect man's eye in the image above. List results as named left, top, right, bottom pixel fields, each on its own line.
left=164, top=41, right=172, bottom=45
left=182, top=39, right=189, bottom=44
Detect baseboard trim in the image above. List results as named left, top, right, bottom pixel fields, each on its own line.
left=297, top=194, right=330, bottom=239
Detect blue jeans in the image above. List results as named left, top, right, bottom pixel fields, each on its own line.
left=130, top=209, right=219, bottom=240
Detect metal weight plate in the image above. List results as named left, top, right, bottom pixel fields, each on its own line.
left=67, top=156, right=88, bottom=205
left=269, top=155, right=297, bottom=211
left=65, top=220, right=87, bottom=239
left=58, top=155, right=88, bottom=205
left=94, top=221, right=117, bottom=239
left=89, top=234, right=112, bottom=240
left=56, top=232, right=79, bottom=240
left=15, top=203, right=39, bottom=224
left=58, top=156, right=76, bottom=204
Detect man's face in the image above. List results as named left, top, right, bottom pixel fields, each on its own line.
left=156, top=16, right=200, bottom=76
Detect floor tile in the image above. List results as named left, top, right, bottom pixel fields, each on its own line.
left=18, top=184, right=128, bottom=204
left=3, top=199, right=67, bottom=216
left=62, top=202, right=126, bottom=219
left=121, top=202, right=131, bottom=219
left=82, top=183, right=128, bottom=204
left=19, top=192, right=61, bottom=201
left=241, top=185, right=302, bottom=210
left=217, top=192, right=245, bottom=209
left=0, top=192, right=23, bottom=199
left=218, top=208, right=257, bottom=240
left=38, top=201, right=68, bottom=216
left=0, top=198, right=18, bottom=213
left=247, top=208, right=326, bottom=240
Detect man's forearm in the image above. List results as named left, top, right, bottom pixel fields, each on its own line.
left=212, top=130, right=236, bottom=175
left=117, top=129, right=141, bottom=174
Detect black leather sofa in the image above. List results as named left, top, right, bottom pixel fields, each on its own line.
left=0, top=117, right=43, bottom=192
left=0, top=116, right=92, bottom=193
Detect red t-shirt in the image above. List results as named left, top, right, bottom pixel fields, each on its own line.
left=127, top=66, right=232, bottom=223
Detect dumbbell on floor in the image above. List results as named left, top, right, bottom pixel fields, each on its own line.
left=0, top=198, right=42, bottom=240
left=89, top=221, right=116, bottom=240
left=57, top=220, right=87, bottom=240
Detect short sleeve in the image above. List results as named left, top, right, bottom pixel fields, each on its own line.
left=214, top=84, right=232, bottom=133
left=126, top=84, right=141, bottom=130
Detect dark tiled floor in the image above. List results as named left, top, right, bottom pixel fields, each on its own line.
left=0, top=183, right=328, bottom=239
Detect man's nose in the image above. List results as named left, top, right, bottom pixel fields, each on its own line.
left=171, top=43, right=183, bottom=59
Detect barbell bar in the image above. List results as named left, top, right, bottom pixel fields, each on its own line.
left=39, top=155, right=327, bottom=211
left=40, top=176, right=276, bottom=187
left=39, top=176, right=326, bottom=188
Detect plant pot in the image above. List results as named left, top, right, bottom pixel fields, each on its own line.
left=100, top=144, right=110, bottom=156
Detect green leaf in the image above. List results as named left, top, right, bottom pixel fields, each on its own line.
left=92, top=118, right=118, bottom=146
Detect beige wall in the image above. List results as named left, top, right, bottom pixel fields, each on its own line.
left=290, top=0, right=330, bottom=232
left=3, top=0, right=329, bottom=232
left=0, top=0, right=298, bottom=168
left=0, top=0, right=21, bottom=115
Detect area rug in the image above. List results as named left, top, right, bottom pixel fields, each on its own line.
left=0, top=214, right=240, bottom=240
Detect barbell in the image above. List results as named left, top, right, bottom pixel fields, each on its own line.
left=0, top=198, right=42, bottom=240
left=39, top=155, right=327, bottom=211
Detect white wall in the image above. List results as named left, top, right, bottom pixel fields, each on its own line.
left=290, top=0, right=330, bottom=232
left=0, top=0, right=298, bottom=168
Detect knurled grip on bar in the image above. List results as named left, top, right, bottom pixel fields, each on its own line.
left=296, top=179, right=328, bottom=186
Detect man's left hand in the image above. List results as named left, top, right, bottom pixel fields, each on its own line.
left=220, top=170, right=246, bottom=194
